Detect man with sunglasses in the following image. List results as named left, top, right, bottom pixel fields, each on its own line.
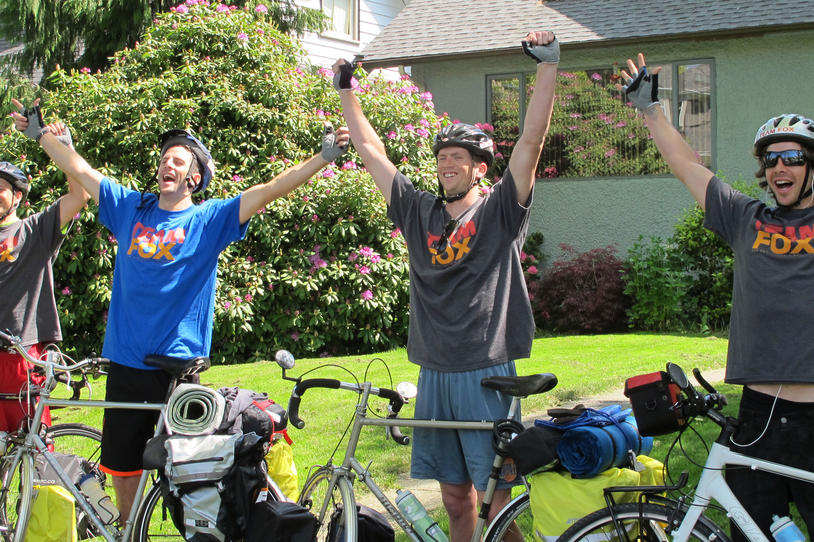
left=12, top=99, right=349, bottom=521
left=332, top=30, right=558, bottom=542
left=621, top=53, right=814, bottom=541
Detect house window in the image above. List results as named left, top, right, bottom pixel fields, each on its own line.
left=322, top=0, right=358, bottom=40
left=487, top=60, right=714, bottom=178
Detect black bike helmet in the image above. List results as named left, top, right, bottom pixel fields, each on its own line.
left=158, top=129, right=215, bottom=194
left=0, top=162, right=29, bottom=202
left=432, top=123, right=495, bottom=167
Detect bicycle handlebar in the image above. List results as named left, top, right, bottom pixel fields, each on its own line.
left=287, top=376, right=409, bottom=444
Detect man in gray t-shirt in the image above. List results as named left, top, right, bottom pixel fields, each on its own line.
left=0, top=123, right=89, bottom=432
left=620, top=52, right=814, bottom=541
left=332, top=30, right=558, bottom=541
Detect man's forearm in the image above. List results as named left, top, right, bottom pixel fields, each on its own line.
left=40, top=133, right=103, bottom=202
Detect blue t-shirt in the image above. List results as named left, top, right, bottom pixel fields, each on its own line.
left=98, top=178, right=249, bottom=369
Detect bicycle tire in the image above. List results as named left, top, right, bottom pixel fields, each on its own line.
left=0, top=451, right=35, bottom=542
left=556, top=501, right=731, bottom=542
left=298, top=466, right=358, bottom=542
left=130, top=480, right=185, bottom=542
left=483, top=492, right=536, bottom=542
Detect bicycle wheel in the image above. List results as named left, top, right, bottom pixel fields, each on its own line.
left=483, top=492, right=536, bottom=542
left=0, top=451, right=35, bottom=542
left=298, top=466, right=358, bottom=542
left=556, top=501, right=731, bottom=542
left=131, top=481, right=185, bottom=542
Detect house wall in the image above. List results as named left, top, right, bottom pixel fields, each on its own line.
left=296, top=0, right=404, bottom=69
left=408, top=28, right=814, bottom=262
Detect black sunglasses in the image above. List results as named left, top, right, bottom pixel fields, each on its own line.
left=432, top=219, right=458, bottom=252
left=762, top=149, right=806, bottom=168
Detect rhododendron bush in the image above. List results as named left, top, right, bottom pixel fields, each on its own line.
left=1, top=0, right=447, bottom=361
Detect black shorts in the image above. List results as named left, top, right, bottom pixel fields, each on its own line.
left=100, top=363, right=172, bottom=476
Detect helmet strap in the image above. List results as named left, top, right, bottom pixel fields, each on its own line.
left=773, top=163, right=814, bottom=209
left=1, top=192, right=22, bottom=223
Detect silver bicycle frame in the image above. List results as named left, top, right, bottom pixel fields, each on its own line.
left=327, top=381, right=523, bottom=542
left=672, top=441, right=814, bottom=541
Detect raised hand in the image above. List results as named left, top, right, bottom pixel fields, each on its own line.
left=331, top=59, right=356, bottom=91
left=521, top=31, right=559, bottom=64
left=620, top=53, right=661, bottom=113
left=321, top=123, right=350, bottom=163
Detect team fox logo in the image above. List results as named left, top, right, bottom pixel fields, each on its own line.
left=752, top=219, right=814, bottom=255
left=0, top=236, right=17, bottom=263
left=126, top=222, right=186, bottom=261
left=427, top=220, right=476, bottom=265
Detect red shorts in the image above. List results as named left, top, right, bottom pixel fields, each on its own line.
left=0, top=343, right=52, bottom=433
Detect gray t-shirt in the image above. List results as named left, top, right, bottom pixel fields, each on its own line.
left=0, top=202, right=65, bottom=347
left=704, top=176, right=814, bottom=384
left=386, top=168, right=534, bottom=371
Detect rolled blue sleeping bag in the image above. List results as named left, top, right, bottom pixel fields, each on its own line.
left=556, top=415, right=653, bottom=478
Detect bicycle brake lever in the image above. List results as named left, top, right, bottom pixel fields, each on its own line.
left=692, top=368, right=717, bottom=394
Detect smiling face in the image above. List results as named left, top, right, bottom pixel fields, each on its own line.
left=0, top=177, right=21, bottom=223
left=157, top=145, right=200, bottom=197
left=764, top=141, right=812, bottom=209
left=436, top=146, right=487, bottom=196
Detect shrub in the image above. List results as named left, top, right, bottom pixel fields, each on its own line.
left=623, top=237, right=693, bottom=331
left=1, top=1, right=443, bottom=361
left=528, top=244, right=629, bottom=333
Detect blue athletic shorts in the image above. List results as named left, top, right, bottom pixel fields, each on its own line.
left=410, top=362, right=519, bottom=490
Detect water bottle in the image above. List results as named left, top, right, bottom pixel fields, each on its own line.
left=770, top=515, right=805, bottom=542
left=79, top=472, right=120, bottom=525
left=395, top=489, right=449, bottom=542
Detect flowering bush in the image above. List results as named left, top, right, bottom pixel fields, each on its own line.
left=1, top=0, right=441, bottom=361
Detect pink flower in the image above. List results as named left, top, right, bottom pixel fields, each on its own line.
left=232, top=174, right=242, bottom=182
left=361, top=290, right=374, bottom=301
left=237, top=32, right=248, bottom=41
left=359, top=246, right=374, bottom=258
left=528, top=265, right=538, bottom=275
left=175, top=4, right=189, bottom=13
left=604, top=149, right=616, bottom=158
left=244, top=294, right=253, bottom=302
left=359, top=265, right=371, bottom=275
left=216, top=3, right=229, bottom=11
left=61, top=287, right=72, bottom=295
left=80, top=67, right=91, bottom=74
left=322, top=169, right=335, bottom=178
left=404, top=124, right=414, bottom=131
left=256, top=29, right=264, bottom=35
left=520, top=251, right=527, bottom=262
left=317, top=67, right=333, bottom=77
left=390, top=228, right=401, bottom=238
left=370, top=254, right=381, bottom=263
left=291, top=332, right=300, bottom=342
left=224, top=301, right=232, bottom=309
left=420, top=91, right=433, bottom=100
left=416, top=128, right=429, bottom=138
left=311, top=214, right=319, bottom=222
left=591, top=73, right=602, bottom=81
left=386, top=131, right=397, bottom=140
left=341, top=161, right=357, bottom=170
left=255, top=4, right=268, bottom=13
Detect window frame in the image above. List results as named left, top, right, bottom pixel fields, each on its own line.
left=485, top=58, right=717, bottom=177
left=320, top=0, right=360, bottom=42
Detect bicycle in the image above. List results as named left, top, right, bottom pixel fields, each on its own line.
left=0, top=329, right=288, bottom=542
left=273, top=353, right=558, bottom=542
left=556, top=362, right=814, bottom=542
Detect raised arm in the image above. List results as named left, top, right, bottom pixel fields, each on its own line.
left=238, top=125, right=349, bottom=224
left=332, top=59, right=398, bottom=204
left=621, top=53, right=713, bottom=209
left=507, top=31, right=559, bottom=205
left=11, top=100, right=104, bottom=204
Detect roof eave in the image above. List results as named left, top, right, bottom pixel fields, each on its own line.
left=359, top=22, right=814, bottom=70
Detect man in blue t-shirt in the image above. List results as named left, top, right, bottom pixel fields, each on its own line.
left=331, top=30, right=558, bottom=542
left=13, top=99, right=349, bottom=521
left=618, top=53, right=814, bottom=541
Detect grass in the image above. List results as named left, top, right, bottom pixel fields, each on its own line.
left=52, top=332, right=729, bottom=494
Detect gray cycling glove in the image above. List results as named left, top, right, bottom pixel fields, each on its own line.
left=522, top=37, right=560, bottom=64
left=333, top=60, right=355, bottom=91
left=321, top=124, right=348, bottom=162
left=55, top=126, right=73, bottom=148
left=623, top=66, right=660, bottom=113
left=18, top=104, right=47, bottom=142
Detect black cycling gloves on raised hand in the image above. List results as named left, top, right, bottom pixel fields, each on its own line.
left=522, top=37, right=560, bottom=65
left=623, top=67, right=660, bottom=113
left=333, top=60, right=356, bottom=91
left=321, top=123, right=348, bottom=163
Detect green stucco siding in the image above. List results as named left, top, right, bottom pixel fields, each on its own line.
left=409, top=29, right=814, bottom=262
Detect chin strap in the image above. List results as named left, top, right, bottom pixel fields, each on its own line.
left=437, top=177, right=480, bottom=203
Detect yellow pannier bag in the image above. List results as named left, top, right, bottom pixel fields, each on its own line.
left=529, top=455, right=664, bottom=541
left=27, top=484, right=77, bottom=542
left=266, top=439, right=299, bottom=502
